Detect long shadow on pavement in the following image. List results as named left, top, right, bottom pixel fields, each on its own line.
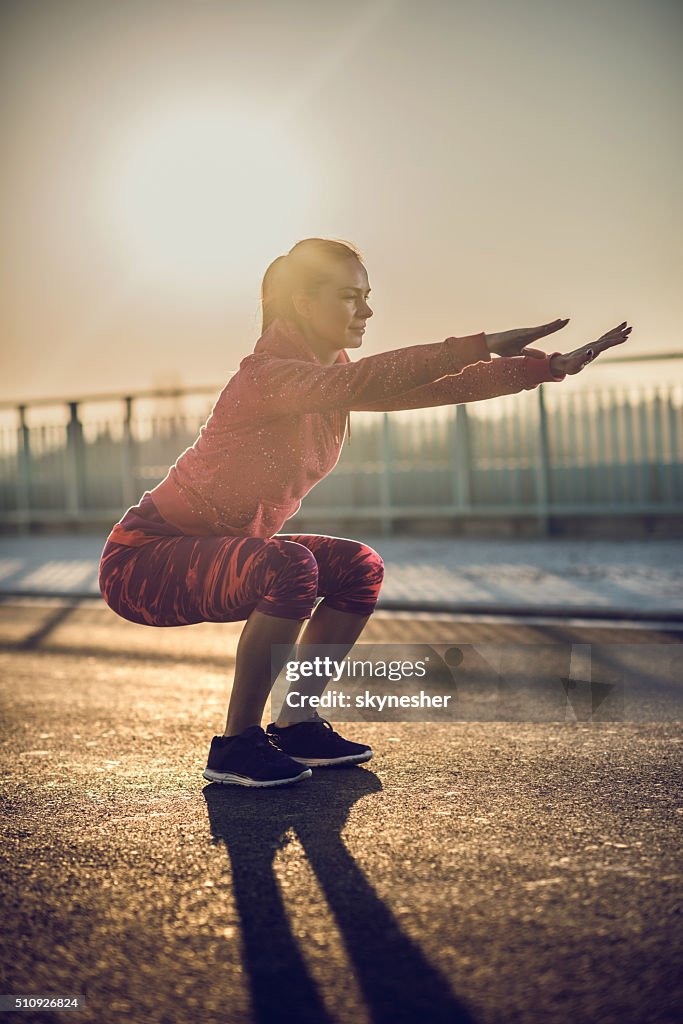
left=204, top=769, right=475, bottom=1024
left=15, top=601, right=81, bottom=649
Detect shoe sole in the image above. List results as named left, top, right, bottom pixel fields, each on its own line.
left=291, top=750, right=373, bottom=768
left=202, top=767, right=312, bottom=787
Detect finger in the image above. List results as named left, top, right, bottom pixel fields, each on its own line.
left=596, top=326, right=632, bottom=348
left=542, top=318, right=570, bottom=334
left=604, top=327, right=632, bottom=348
left=524, top=319, right=569, bottom=339
left=600, top=323, right=632, bottom=341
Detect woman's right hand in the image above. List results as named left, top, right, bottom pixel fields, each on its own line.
left=549, top=321, right=633, bottom=376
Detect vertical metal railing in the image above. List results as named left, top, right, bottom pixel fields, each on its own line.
left=16, top=405, right=31, bottom=528
left=0, top=358, right=681, bottom=530
left=380, top=413, right=393, bottom=535
left=450, top=404, right=472, bottom=512
left=121, top=396, right=137, bottom=510
left=65, top=402, right=85, bottom=517
left=535, top=386, right=551, bottom=535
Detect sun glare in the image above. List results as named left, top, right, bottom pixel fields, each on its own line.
left=99, top=100, right=320, bottom=295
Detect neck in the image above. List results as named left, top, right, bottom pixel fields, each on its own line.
left=295, top=320, right=340, bottom=366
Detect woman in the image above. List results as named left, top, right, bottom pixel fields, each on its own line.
left=98, top=237, right=632, bottom=788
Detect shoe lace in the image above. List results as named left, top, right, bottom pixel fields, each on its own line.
left=240, top=727, right=295, bottom=765
left=259, top=733, right=295, bottom=763
left=301, top=716, right=342, bottom=741
left=281, top=714, right=334, bottom=733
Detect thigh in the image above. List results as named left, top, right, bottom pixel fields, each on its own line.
left=99, top=533, right=281, bottom=627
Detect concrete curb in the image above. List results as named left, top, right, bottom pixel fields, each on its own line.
left=2, top=589, right=683, bottom=624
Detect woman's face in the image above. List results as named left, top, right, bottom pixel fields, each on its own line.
left=293, top=258, right=373, bottom=363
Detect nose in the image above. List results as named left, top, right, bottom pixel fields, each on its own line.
left=360, top=297, right=373, bottom=318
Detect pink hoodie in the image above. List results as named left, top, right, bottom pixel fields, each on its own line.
left=115, top=317, right=566, bottom=541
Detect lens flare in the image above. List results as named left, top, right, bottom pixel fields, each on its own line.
left=97, top=98, right=322, bottom=295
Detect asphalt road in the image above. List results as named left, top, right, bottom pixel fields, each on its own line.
left=1, top=600, right=681, bottom=1024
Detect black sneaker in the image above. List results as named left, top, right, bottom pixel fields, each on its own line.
left=202, top=726, right=312, bottom=788
left=266, top=717, right=373, bottom=767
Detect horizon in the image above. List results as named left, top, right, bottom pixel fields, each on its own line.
left=1, top=0, right=681, bottom=404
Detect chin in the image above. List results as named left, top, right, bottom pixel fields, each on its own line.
left=346, top=333, right=364, bottom=349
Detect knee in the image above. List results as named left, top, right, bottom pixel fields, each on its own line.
left=268, top=539, right=319, bottom=587
left=354, top=543, right=385, bottom=586
left=255, top=540, right=319, bottom=620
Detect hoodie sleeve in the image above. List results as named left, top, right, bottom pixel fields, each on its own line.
left=351, top=352, right=567, bottom=411
left=237, top=333, right=491, bottom=416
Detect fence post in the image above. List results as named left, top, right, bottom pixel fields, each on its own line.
left=121, top=396, right=137, bottom=508
left=450, top=404, right=472, bottom=518
left=380, top=413, right=393, bottom=536
left=652, top=389, right=664, bottom=504
left=535, top=385, right=551, bottom=536
left=65, top=401, right=85, bottom=519
left=16, top=404, right=32, bottom=531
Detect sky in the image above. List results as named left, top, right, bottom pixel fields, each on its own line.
left=1, top=0, right=681, bottom=405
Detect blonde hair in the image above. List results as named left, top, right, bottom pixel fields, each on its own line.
left=260, top=237, right=364, bottom=333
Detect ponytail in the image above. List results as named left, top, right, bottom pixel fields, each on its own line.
left=260, top=237, right=364, bottom=333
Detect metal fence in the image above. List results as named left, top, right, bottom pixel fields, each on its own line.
left=1, top=355, right=681, bottom=534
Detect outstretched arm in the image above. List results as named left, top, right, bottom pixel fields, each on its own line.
left=237, top=332, right=491, bottom=417
left=352, top=320, right=633, bottom=412
left=237, top=319, right=572, bottom=418
left=352, top=351, right=566, bottom=412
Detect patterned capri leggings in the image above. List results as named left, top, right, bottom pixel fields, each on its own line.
left=98, top=494, right=385, bottom=627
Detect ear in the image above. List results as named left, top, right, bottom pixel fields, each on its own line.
left=291, top=290, right=314, bottom=321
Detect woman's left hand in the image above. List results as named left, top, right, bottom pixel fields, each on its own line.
left=485, top=319, right=571, bottom=358
left=548, top=321, right=633, bottom=376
